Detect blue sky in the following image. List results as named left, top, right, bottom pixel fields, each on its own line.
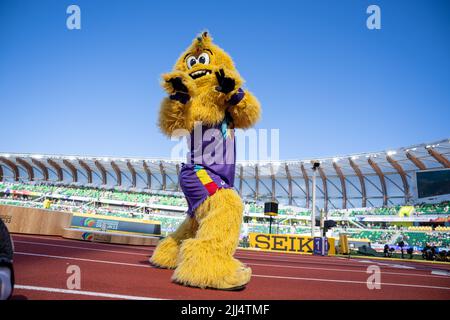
left=0, top=0, right=449, bottom=160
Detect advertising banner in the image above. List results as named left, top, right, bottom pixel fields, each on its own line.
left=248, top=232, right=336, bottom=255
left=71, top=213, right=161, bottom=235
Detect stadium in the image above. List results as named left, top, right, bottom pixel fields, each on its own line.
left=1, top=138, right=449, bottom=300
left=1, top=0, right=450, bottom=306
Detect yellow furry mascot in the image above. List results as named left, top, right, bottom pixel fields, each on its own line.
left=150, top=32, right=261, bottom=290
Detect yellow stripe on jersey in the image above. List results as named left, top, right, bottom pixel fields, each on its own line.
left=196, top=169, right=213, bottom=184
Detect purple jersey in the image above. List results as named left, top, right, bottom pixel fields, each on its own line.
left=179, top=116, right=236, bottom=216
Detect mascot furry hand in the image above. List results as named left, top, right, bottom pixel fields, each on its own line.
left=150, top=32, right=261, bottom=290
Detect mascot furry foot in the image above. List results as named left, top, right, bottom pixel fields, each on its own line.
left=172, top=189, right=251, bottom=290
left=151, top=32, right=261, bottom=290
left=150, top=217, right=198, bottom=269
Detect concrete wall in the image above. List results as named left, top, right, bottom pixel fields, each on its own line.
left=0, top=205, right=72, bottom=236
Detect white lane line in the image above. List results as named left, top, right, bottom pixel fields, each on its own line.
left=247, top=262, right=450, bottom=279
left=16, top=240, right=320, bottom=264
left=12, top=235, right=152, bottom=252
left=18, top=235, right=444, bottom=272
left=14, top=240, right=149, bottom=257
left=15, top=239, right=360, bottom=267
left=252, top=275, right=450, bottom=291
left=15, top=252, right=149, bottom=268
left=12, top=235, right=365, bottom=264
left=236, top=252, right=331, bottom=262
left=357, top=260, right=416, bottom=269
left=242, top=253, right=450, bottom=273
left=16, top=250, right=449, bottom=280
left=12, top=236, right=450, bottom=273
left=431, top=270, right=450, bottom=276
left=15, top=285, right=164, bottom=300
left=15, top=252, right=450, bottom=291
left=238, top=255, right=407, bottom=269
left=15, top=236, right=450, bottom=277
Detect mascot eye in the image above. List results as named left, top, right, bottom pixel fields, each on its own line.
left=186, top=56, right=197, bottom=69
left=198, top=52, right=210, bottom=65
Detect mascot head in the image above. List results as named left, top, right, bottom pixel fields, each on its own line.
left=172, top=31, right=236, bottom=88
left=159, top=31, right=256, bottom=136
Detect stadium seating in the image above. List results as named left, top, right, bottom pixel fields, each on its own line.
left=329, top=203, right=449, bottom=217
left=397, top=232, right=450, bottom=247
left=246, top=223, right=310, bottom=235
left=0, top=182, right=187, bottom=207
left=0, top=182, right=314, bottom=216
left=346, top=228, right=450, bottom=248
left=246, top=203, right=309, bottom=216
left=349, top=230, right=396, bottom=244
left=414, top=203, right=450, bottom=215
left=408, top=226, right=432, bottom=231
left=149, top=215, right=184, bottom=234
left=1, top=182, right=449, bottom=249
left=2, top=182, right=449, bottom=217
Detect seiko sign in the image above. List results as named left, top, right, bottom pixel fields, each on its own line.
left=248, top=233, right=336, bottom=255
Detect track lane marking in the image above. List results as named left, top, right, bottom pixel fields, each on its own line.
left=247, top=262, right=450, bottom=279
left=15, top=235, right=450, bottom=271
left=14, top=235, right=327, bottom=261
left=239, top=255, right=443, bottom=272
left=432, top=270, right=450, bottom=276
left=12, top=235, right=152, bottom=251
left=15, top=249, right=450, bottom=279
left=15, top=285, right=164, bottom=300
left=14, top=240, right=149, bottom=257
left=252, top=275, right=450, bottom=291
left=12, top=235, right=373, bottom=264
left=15, top=252, right=150, bottom=268
left=14, top=252, right=450, bottom=291
left=14, top=239, right=365, bottom=266
left=16, top=239, right=419, bottom=271
left=15, top=240, right=361, bottom=266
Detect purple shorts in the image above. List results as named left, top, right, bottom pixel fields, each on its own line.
left=179, top=163, right=232, bottom=216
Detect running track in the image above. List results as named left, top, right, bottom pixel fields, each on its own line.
left=10, top=234, right=450, bottom=300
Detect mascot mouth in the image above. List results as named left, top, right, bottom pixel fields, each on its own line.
left=189, top=69, right=211, bottom=79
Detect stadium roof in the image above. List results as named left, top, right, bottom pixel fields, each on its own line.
left=1, top=138, right=449, bottom=210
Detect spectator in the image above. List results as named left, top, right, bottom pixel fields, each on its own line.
left=431, top=245, right=437, bottom=259
left=422, top=244, right=435, bottom=261
left=406, top=247, right=414, bottom=259
left=437, top=250, right=447, bottom=262
left=398, top=240, right=405, bottom=259
left=388, top=247, right=395, bottom=258
left=383, top=244, right=390, bottom=257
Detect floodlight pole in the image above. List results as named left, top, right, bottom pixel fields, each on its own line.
left=269, top=216, right=273, bottom=234
left=320, top=209, right=324, bottom=237
left=311, top=167, right=317, bottom=238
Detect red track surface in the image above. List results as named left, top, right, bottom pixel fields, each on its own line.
left=10, top=234, right=450, bottom=300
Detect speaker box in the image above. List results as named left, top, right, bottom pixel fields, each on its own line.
left=264, top=202, right=278, bottom=216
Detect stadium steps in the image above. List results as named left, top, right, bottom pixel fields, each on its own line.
left=348, top=219, right=365, bottom=229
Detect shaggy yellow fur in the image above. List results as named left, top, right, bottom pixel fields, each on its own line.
left=151, top=32, right=260, bottom=289
left=158, top=31, right=261, bottom=135
left=172, top=189, right=251, bottom=289
left=150, top=217, right=198, bottom=269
